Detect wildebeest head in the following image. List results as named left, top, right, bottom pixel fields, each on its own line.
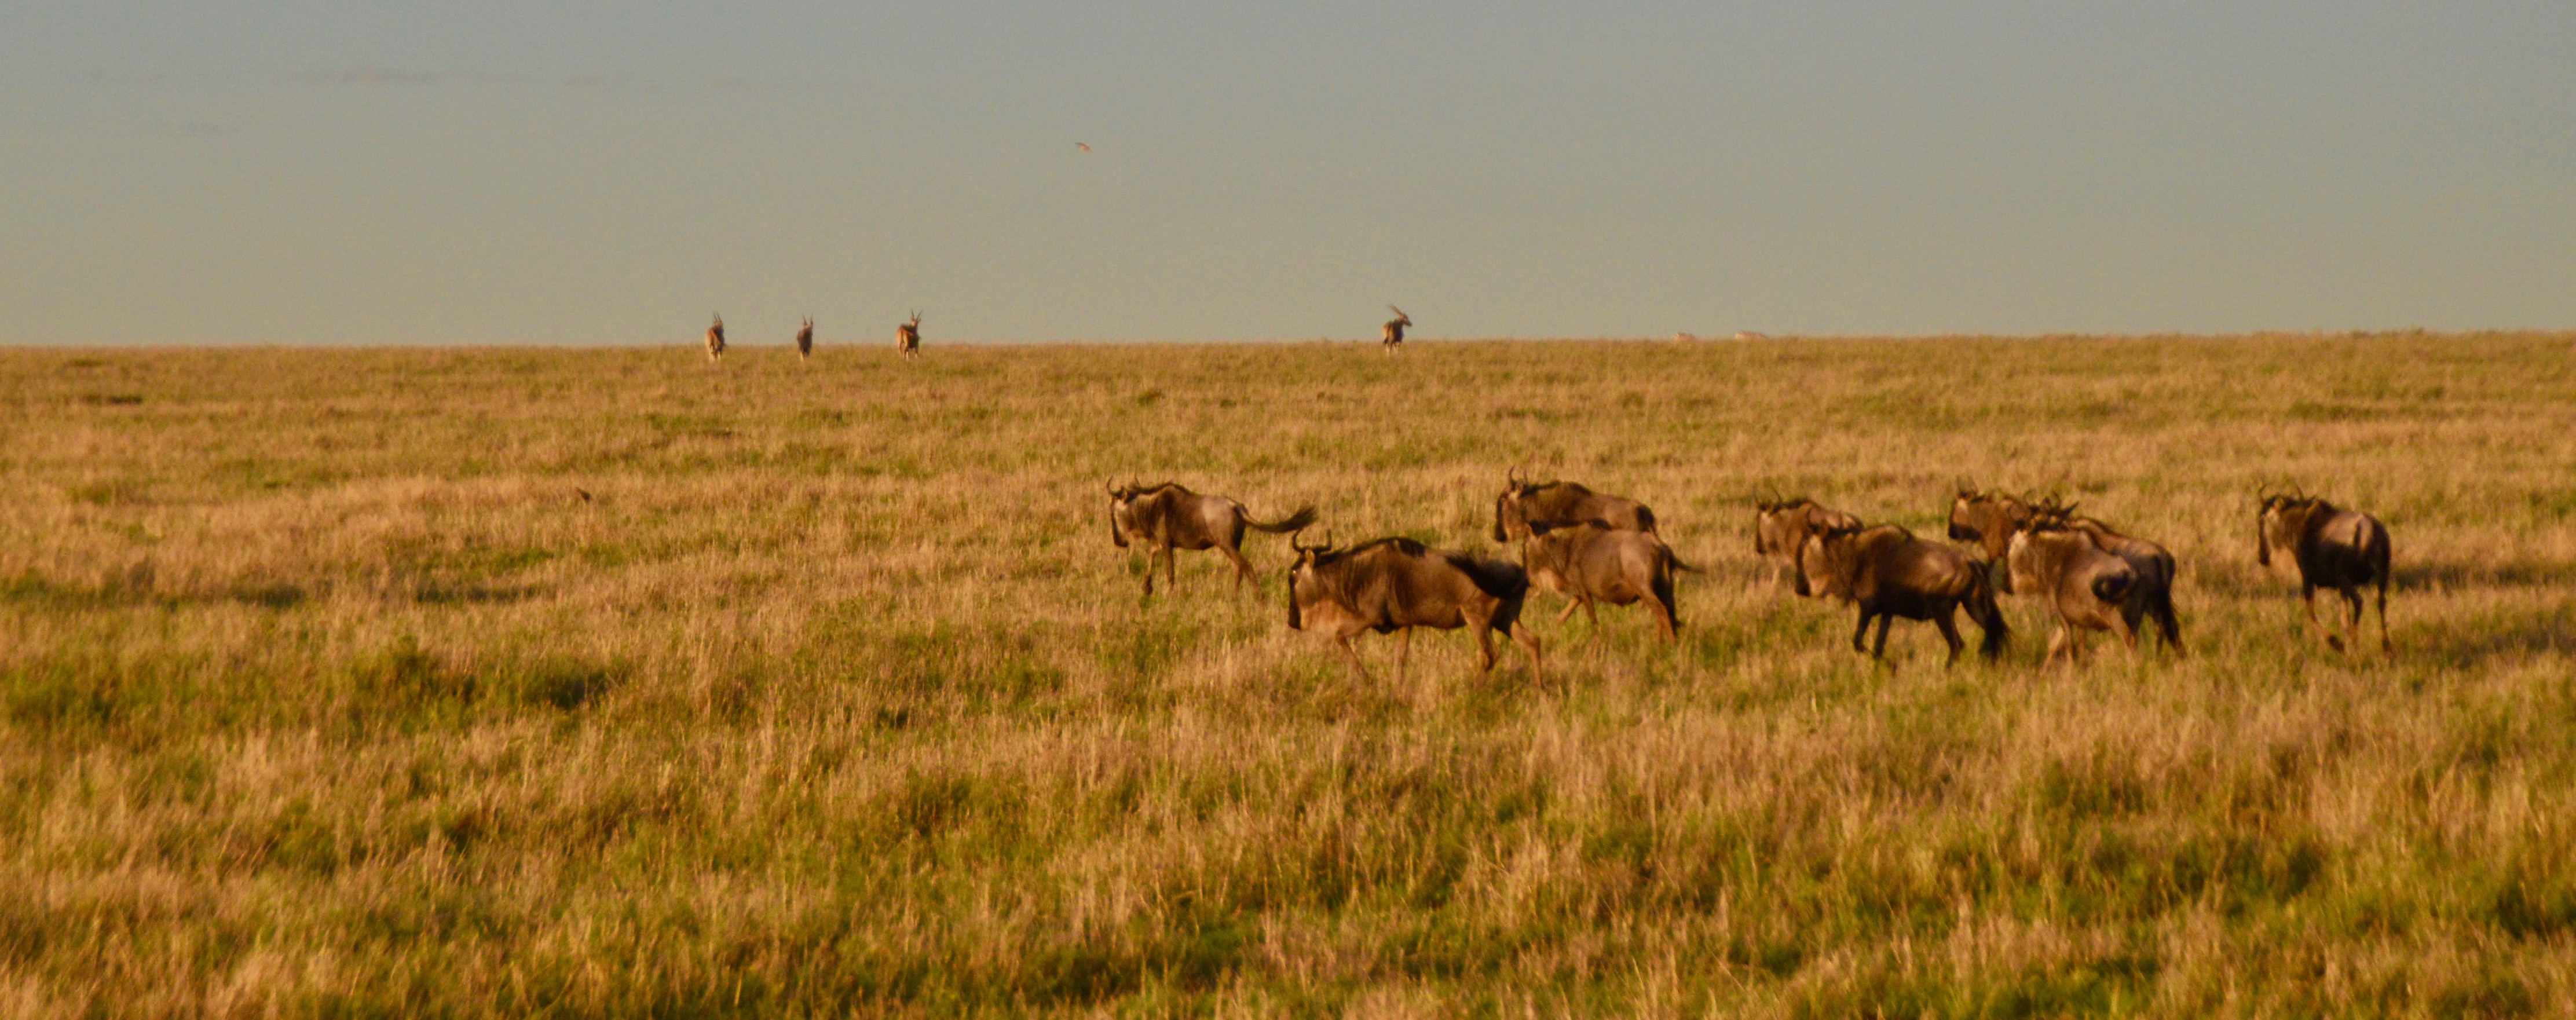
left=1999, top=499, right=2083, bottom=595
left=1493, top=468, right=1653, bottom=542
left=1792, top=522, right=1868, bottom=599
left=1754, top=495, right=1859, bottom=559
left=1947, top=482, right=2036, bottom=560
left=1105, top=480, right=1179, bottom=548
left=1284, top=528, right=1351, bottom=631
left=2257, top=491, right=2329, bottom=568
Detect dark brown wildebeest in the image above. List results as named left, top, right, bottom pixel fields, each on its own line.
left=1754, top=496, right=1861, bottom=593
left=1492, top=469, right=1656, bottom=543
left=1795, top=524, right=2009, bottom=666
left=1518, top=520, right=1696, bottom=640
left=1951, top=485, right=2185, bottom=655
left=795, top=317, right=813, bottom=359
left=1286, top=533, right=1542, bottom=683
left=897, top=311, right=921, bottom=357
left=704, top=313, right=726, bottom=361
left=2006, top=510, right=2139, bottom=669
left=1381, top=305, right=1410, bottom=352
left=1107, top=481, right=1318, bottom=596
left=2258, top=491, right=2393, bottom=654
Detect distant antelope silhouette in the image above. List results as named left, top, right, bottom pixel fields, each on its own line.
left=1382, top=305, right=1410, bottom=352
left=897, top=311, right=922, bottom=357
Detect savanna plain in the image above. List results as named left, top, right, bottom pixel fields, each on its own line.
left=5, top=334, right=2575, bottom=1018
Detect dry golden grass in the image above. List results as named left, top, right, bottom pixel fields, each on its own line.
left=3, top=334, right=2575, bottom=1017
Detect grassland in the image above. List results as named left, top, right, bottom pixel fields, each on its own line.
left=3, top=334, right=2574, bottom=1018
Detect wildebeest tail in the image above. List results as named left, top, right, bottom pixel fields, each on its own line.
left=2150, top=585, right=2185, bottom=656
left=1246, top=506, right=1319, bottom=533
left=1965, top=568, right=2010, bottom=659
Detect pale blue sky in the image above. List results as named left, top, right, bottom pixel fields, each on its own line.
left=5, top=2, right=2571, bottom=344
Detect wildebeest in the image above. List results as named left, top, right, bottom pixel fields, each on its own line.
left=897, top=311, right=921, bottom=357
left=2006, top=511, right=2139, bottom=668
left=1754, top=496, right=1861, bottom=593
left=1518, top=520, right=1696, bottom=640
left=1286, top=533, right=1542, bottom=683
left=1492, top=470, right=1656, bottom=543
left=1382, top=305, right=1410, bottom=352
left=2258, top=492, right=2393, bottom=653
left=1951, top=485, right=2185, bottom=655
left=795, top=317, right=813, bottom=359
left=1796, top=524, right=2009, bottom=666
left=1106, top=481, right=1318, bottom=595
left=704, top=313, right=726, bottom=361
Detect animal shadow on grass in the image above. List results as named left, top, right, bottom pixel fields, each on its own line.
left=2394, top=558, right=2576, bottom=590
left=2418, top=604, right=2576, bottom=670
left=1, top=573, right=310, bottom=611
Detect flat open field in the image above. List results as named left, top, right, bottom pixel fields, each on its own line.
left=5, top=334, right=2575, bottom=1017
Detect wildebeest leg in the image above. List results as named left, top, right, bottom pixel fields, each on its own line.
left=1333, top=634, right=1375, bottom=683
left=1512, top=626, right=1543, bottom=681
left=1582, top=597, right=1602, bottom=638
left=1851, top=610, right=1875, bottom=655
left=1166, top=544, right=1181, bottom=594
left=1141, top=547, right=1160, bottom=596
left=2375, top=576, right=2392, bottom=653
left=1555, top=599, right=1582, bottom=625
left=2044, top=623, right=2070, bottom=671
left=2301, top=583, right=2341, bottom=652
left=1933, top=610, right=1965, bottom=667
left=1219, top=543, right=1256, bottom=594
left=2341, top=586, right=2366, bottom=657
left=1397, top=627, right=1415, bottom=685
left=1870, top=615, right=1894, bottom=661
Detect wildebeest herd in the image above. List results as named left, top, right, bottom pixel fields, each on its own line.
left=1108, top=474, right=2396, bottom=682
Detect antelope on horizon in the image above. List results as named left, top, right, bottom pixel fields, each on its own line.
left=1382, top=305, right=1410, bottom=352
left=897, top=311, right=921, bottom=357
left=704, top=314, right=726, bottom=361
left=795, top=317, right=813, bottom=359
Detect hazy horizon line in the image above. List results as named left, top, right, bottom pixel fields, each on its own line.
left=10, top=328, right=2568, bottom=352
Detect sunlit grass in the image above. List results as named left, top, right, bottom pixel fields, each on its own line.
left=3, top=333, right=2574, bottom=1016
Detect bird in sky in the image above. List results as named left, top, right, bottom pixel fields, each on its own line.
left=1076, top=142, right=1091, bottom=152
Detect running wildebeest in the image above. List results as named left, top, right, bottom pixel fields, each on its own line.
left=2258, top=491, right=2393, bottom=654
left=2006, top=508, right=2139, bottom=669
left=704, top=313, right=726, bottom=361
left=1106, top=481, right=1318, bottom=596
left=795, top=317, right=813, bottom=359
left=897, top=312, right=921, bottom=357
left=1492, top=470, right=1656, bottom=543
left=1754, top=496, right=1861, bottom=594
left=1518, top=520, right=1696, bottom=641
left=1286, top=533, right=1542, bottom=683
left=1950, top=485, right=2185, bottom=655
left=1796, top=523, right=2010, bottom=666
left=1382, top=305, right=1410, bottom=352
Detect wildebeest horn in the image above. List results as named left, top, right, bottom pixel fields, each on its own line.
left=1104, top=480, right=1117, bottom=496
